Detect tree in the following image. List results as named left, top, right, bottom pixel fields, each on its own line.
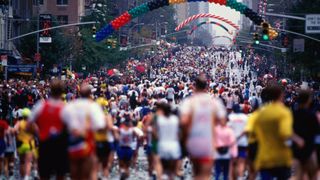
left=18, top=17, right=72, bottom=74
left=75, top=0, right=128, bottom=72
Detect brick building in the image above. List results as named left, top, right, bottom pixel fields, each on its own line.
left=35, top=0, right=86, bottom=25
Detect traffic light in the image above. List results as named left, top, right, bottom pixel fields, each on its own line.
left=112, top=40, right=117, bottom=48
left=261, top=22, right=270, bottom=41
left=92, top=26, right=97, bottom=38
left=282, top=36, right=289, bottom=47
left=39, top=14, right=52, bottom=43
left=105, top=39, right=112, bottom=49
left=253, top=33, right=260, bottom=44
left=268, top=29, right=279, bottom=40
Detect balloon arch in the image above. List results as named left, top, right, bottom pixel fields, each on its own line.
left=176, top=14, right=240, bottom=32
left=188, top=21, right=232, bottom=35
left=96, top=0, right=264, bottom=42
left=212, top=36, right=233, bottom=42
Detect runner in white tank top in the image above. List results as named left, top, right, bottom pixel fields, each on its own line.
left=157, top=115, right=181, bottom=159
left=154, top=102, right=181, bottom=179
left=180, top=76, right=226, bottom=180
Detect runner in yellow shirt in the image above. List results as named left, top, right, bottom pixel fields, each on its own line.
left=252, top=85, right=293, bottom=180
left=14, top=108, right=35, bottom=180
left=244, top=88, right=269, bottom=180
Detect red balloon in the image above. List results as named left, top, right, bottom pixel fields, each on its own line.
left=111, top=20, right=121, bottom=30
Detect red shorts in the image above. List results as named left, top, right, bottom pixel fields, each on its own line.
left=191, top=157, right=213, bottom=165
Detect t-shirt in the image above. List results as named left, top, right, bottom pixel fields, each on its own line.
left=252, top=102, right=293, bottom=170
left=226, top=96, right=233, bottom=109
left=166, top=88, right=175, bottom=100
left=61, top=99, right=106, bottom=158
left=214, top=124, right=238, bottom=159
left=62, top=99, right=106, bottom=133
left=292, top=109, right=320, bottom=161
left=228, top=113, right=248, bottom=147
left=245, top=111, right=259, bottom=144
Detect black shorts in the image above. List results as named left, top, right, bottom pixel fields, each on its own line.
left=96, top=141, right=111, bottom=161
left=4, top=152, right=14, bottom=158
left=38, top=136, right=69, bottom=178
left=248, top=142, right=258, bottom=162
left=260, top=167, right=291, bottom=180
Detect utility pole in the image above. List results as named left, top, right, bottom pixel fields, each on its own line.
left=2, top=0, right=10, bottom=81
left=36, top=0, right=40, bottom=71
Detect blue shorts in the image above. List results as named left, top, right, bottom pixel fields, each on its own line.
left=0, top=139, right=5, bottom=156
left=238, top=146, right=247, bottom=158
left=107, top=142, right=116, bottom=152
left=144, top=145, right=152, bottom=156
left=117, top=147, right=133, bottom=161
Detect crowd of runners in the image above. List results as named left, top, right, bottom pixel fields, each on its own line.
left=0, top=44, right=319, bottom=180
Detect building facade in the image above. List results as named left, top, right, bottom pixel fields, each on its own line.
left=174, top=4, right=188, bottom=24
left=35, top=0, right=86, bottom=25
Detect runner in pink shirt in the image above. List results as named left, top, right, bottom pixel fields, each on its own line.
left=214, top=118, right=238, bottom=180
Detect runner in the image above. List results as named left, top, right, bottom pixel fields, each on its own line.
left=62, top=84, right=106, bottom=180
left=214, top=115, right=237, bottom=180
left=131, top=119, right=144, bottom=172
left=28, top=80, right=69, bottom=180
left=252, top=84, right=293, bottom=180
left=292, top=90, right=319, bottom=180
left=4, top=126, right=15, bottom=179
left=116, top=112, right=139, bottom=180
left=94, top=97, right=114, bottom=179
left=14, top=108, right=34, bottom=180
left=153, top=102, right=181, bottom=180
left=228, top=104, right=248, bottom=180
left=180, top=76, right=227, bottom=180
left=142, top=109, right=159, bottom=179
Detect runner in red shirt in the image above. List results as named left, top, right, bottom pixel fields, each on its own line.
left=28, top=80, right=69, bottom=180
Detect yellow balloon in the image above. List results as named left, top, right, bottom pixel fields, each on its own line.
left=169, top=0, right=186, bottom=4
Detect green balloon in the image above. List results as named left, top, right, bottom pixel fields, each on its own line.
left=129, top=3, right=150, bottom=19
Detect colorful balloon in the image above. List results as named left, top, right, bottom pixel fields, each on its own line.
left=188, top=21, right=232, bottom=35
left=96, top=0, right=267, bottom=42
left=95, top=24, right=114, bottom=42
left=176, top=13, right=240, bottom=31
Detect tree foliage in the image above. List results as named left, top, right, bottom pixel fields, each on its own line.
left=75, top=0, right=128, bottom=72
left=18, top=17, right=73, bottom=74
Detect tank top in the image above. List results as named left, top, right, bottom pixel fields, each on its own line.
left=36, top=101, right=64, bottom=141
left=157, top=115, right=179, bottom=143
left=16, top=120, right=33, bottom=144
left=157, top=115, right=181, bottom=159
left=119, top=128, right=134, bottom=147
left=187, top=94, right=215, bottom=158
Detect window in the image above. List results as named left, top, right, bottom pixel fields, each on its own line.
left=57, top=15, right=68, bottom=25
left=56, top=0, right=68, bottom=5
left=39, top=0, right=44, bottom=5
